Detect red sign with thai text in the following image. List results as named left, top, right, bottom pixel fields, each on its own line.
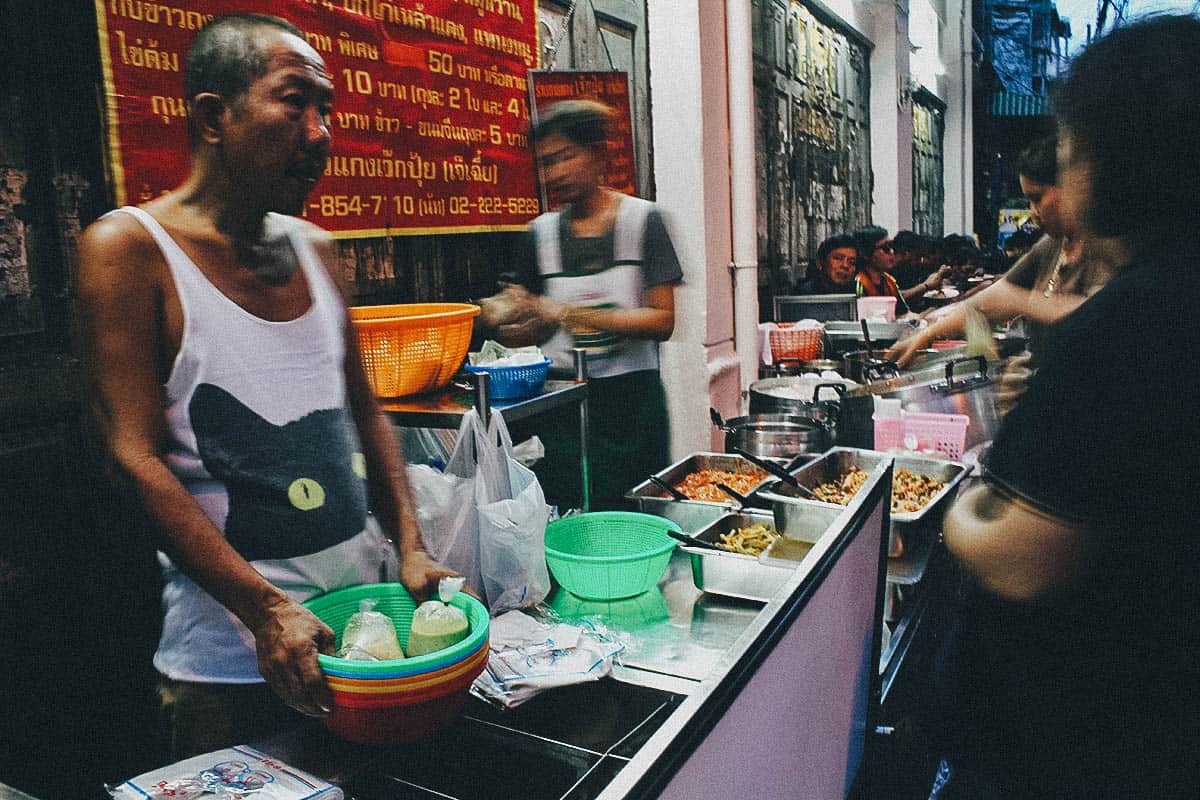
left=94, top=0, right=539, bottom=237
left=527, top=69, right=637, bottom=205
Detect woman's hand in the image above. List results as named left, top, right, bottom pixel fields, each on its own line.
left=996, top=352, right=1035, bottom=417
left=888, top=328, right=932, bottom=367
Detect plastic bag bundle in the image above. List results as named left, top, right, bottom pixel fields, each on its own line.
left=470, top=339, right=545, bottom=367
left=337, top=599, right=404, bottom=661
left=407, top=577, right=470, bottom=657
left=107, top=745, right=342, bottom=800
left=410, top=409, right=551, bottom=614
left=477, top=285, right=558, bottom=344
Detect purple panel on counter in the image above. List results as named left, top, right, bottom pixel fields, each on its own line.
left=658, top=493, right=887, bottom=799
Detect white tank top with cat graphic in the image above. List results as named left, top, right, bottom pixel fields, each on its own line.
left=116, top=207, right=396, bottom=684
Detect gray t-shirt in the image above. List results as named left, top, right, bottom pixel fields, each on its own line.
left=1004, top=234, right=1062, bottom=291
left=518, top=205, right=682, bottom=290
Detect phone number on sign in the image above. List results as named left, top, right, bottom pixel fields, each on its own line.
left=305, top=194, right=540, bottom=218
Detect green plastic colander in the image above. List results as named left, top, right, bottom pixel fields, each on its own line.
left=544, top=512, right=680, bottom=600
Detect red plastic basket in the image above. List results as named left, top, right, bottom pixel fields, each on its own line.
left=768, top=324, right=823, bottom=361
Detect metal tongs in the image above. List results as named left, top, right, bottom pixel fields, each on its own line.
left=714, top=482, right=748, bottom=508
left=733, top=447, right=823, bottom=501
left=666, top=529, right=726, bottom=551
left=648, top=474, right=689, bottom=502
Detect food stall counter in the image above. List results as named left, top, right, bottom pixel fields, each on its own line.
left=104, top=462, right=897, bottom=800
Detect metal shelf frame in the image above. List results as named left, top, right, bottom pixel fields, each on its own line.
left=381, top=349, right=592, bottom=510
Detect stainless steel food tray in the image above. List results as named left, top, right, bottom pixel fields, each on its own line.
left=756, top=447, right=968, bottom=558
left=679, top=508, right=842, bottom=602
left=756, top=446, right=968, bottom=524
left=625, top=452, right=775, bottom=519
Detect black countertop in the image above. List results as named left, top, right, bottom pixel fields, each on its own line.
left=249, top=680, right=683, bottom=800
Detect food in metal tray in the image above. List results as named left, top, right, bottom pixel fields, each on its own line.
left=673, top=468, right=768, bottom=503
left=716, top=522, right=780, bottom=556
left=813, top=466, right=946, bottom=513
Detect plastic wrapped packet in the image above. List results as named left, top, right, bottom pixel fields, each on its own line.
left=337, top=599, right=404, bottom=661
left=407, top=576, right=470, bottom=657
left=470, top=339, right=545, bottom=366
left=107, top=745, right=342, bottom=799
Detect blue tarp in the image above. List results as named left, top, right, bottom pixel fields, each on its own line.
left=991, top=3, right=1034, bottom=94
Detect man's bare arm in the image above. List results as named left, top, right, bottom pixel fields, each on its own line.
left=309, top=233, right=456, bottom=601
left=556, top=282, right=676, bottom=342
left=75, top=215, right=334, bottom=716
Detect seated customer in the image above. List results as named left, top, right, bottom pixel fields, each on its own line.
left=852, top=225, right=948, bottom=314
left=797, top=234, right=857, bottom=294
left=1002, top=228, right=1036, bottom=268
left=890, top=230, right=932, bottom=289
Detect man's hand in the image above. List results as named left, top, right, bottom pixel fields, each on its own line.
left=924, top=265, right=952, bottom=289
left=400, top=549, right=460, bottom=603
left=250, top=596, right=335, bottom=718
left=482, top=285, right=560, bottom=346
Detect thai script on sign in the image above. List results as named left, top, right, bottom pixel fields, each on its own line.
left=96, top=0, right=540, bottom=236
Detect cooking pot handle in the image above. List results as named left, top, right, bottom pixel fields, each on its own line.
left=774, top=357, right=805, bottom=374
left=709, top=407, right=727, bottom=431
left=863, top=361, right=901, bottom=381
left=811, top=382, right=848, bottom=402
left=943, top=356, right=989, bottom=390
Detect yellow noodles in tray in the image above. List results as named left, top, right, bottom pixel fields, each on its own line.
left=717, top=522, right=780, bottom=556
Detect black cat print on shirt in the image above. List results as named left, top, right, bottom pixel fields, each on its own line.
left=190, top=383, right=369, bottom=562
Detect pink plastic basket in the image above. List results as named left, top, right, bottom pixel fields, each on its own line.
left=856, top=296, right=897, bottom=321
left=873, top=411, right=969, bottom=459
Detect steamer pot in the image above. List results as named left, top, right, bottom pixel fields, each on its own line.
left=709, top=409, right=831, bottom=460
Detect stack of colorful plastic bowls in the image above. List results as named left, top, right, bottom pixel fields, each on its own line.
left=302, top=583, right=489, bottom=744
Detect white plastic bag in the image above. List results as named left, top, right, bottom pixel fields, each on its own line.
left=407, top=412, right=485, bottom=597
left=411, top=410, right=550, bottom=613
left=472, top=409, right=552, bottom=614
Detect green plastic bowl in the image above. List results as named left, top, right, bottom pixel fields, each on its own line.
left=544, top=512, right=680, bottom=600
left=303, top=583, right=489, bottom=678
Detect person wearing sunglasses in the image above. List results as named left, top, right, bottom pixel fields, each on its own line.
left=852, top=225, right=949, bottom=313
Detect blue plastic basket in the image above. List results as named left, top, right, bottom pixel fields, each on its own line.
left=463, top=357, right=551, bottom=400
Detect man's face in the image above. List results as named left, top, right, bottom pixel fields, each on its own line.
left=536, top=132, right=603, bottom=207
left=1018, top=175, right=1066, bottom=239
left=820, top=246, right=857, bottom=285
left=220, top=28, right=333, bottom=215
left=869, top=236, right=895, bottom=272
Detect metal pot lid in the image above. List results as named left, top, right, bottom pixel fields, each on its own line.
left=722, top=414, right=824, bottom=432
left=844, top=354, right=998, bottom=397
left=749, top=375, right=858, bottom=400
